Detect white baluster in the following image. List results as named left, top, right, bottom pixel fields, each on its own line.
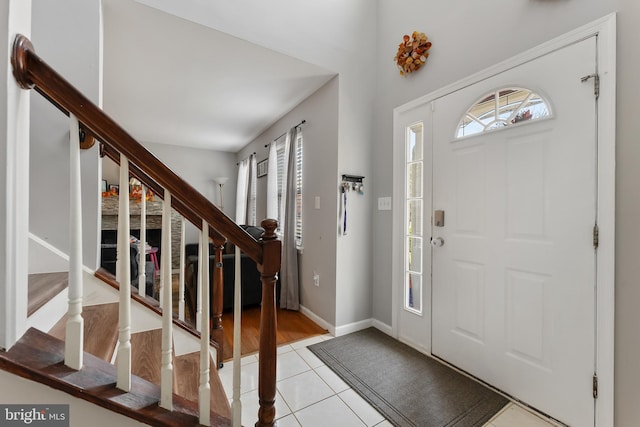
left=160, top=191, right=174, bottom=410
left=116, top=156, right=132, bottom=392
left=232, top=245, right=242, bottom=427
left=178, top=217, right=186, bottom=321
left=196, top=231, right=203, bottom=332
left=138, top=185, right=146, bottom=297
left=65, top=114, right=84, bottom=370
left=199, top=221, right=211, bottom=425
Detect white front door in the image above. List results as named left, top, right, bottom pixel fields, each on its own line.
left=431, top=37, right=597, bottom=426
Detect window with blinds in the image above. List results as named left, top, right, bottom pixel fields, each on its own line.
left=249, top=156, right=257, bottom=226
left=275, top=132, right=303, bottom=249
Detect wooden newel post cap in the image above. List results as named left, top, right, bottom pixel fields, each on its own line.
left=260, top=219, right=278, bottom=241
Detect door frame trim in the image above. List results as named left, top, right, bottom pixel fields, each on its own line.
left=391, top=13, right=616, bottom=427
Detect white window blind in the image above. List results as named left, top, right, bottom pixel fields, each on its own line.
left=249, top=154, right=257, bottom=226
left=294, top=133, right=303, bottom=248
left=275, top=132, right=303, bottom=248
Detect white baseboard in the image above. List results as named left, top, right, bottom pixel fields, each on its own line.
left=335, top=319, right=373, bottom=337
left=29, top=233, right=70, bottom=273
left=372, top=319, right=393, bottom=336
left=298, top=305, right=394, bottom=339
left=299, top=305, right=335, bottom=335
left=335, top=318, right=393, bottom=337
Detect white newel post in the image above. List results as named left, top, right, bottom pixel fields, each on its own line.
left=116, top=156, right=132, bottom=392
left=160, top=191, right=174, bottom=410
left=65, top=114, right=84, bottom=370
left=232, top=246, right=242, bottom=427
left=179, top=217, right=185, bottom=321
left=199, top=221, right=211, bottom=425
left=138, top=185, right=146, bottom=297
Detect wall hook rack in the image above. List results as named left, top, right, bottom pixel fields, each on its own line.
left=341, top=174, right=365, bottom=194
left=339, top=174, right=364, bottom=236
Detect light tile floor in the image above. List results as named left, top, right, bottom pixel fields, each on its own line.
left=218, top=334, right=558, bottom=427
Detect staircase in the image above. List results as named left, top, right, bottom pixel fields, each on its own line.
left=0, top=271, right=232, bottom=426
left=1, top=34, right=282, bottom=427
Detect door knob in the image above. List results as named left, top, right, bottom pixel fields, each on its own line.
left=431, top=237, right=444, bottom=247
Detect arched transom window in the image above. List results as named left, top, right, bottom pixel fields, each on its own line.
left=456, top=87, right=551, bottom=138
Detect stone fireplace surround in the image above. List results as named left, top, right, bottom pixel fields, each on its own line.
left=101, top=196, right=182, bottom=270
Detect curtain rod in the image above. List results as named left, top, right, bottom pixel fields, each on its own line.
left=264, top=119, right=306, bottom=147
left=236, top=151, right=256, bottom=166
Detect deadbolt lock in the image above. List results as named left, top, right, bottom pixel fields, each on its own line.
left=434, top=210, right=445, bottom=227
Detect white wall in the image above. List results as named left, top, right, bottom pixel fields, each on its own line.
left=612, top=1, right=640, bottom=425
left=0, top=0, right=31, bottom=350
left=0, top=371, right=146, bottom=427
left=334, top=51, right=376, bottom=329
left=29, top=0, right=103, bottom=270
left=238, top=77, right=339, bottom=325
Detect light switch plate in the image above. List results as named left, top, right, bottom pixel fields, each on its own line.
left=378, top=197, right=392, bottom=211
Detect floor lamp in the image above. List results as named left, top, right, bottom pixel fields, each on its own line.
left=214, top=177, right=229, bottom=211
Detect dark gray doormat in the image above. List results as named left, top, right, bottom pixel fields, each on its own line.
left=307, top=328, right=508, bottom=427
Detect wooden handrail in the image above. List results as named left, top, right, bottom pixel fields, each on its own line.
left=11, top=34, right=262, bottom=263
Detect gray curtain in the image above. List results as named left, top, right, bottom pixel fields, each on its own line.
left=280, top=126, right=300, bottom=310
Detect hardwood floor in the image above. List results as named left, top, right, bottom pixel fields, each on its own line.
left=220, top=306, right=328, bottom=361
left=171, top=272, right=328, bottom=362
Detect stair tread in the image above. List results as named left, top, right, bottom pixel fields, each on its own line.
left=174, top=352, right=232, bottom=419
left=132, top=331, right=232, bottom=419
left=94, top=268, right=209, bottom=347
left=49, top=303, right=119, bottom=363
left=28, top=272, right=68, bottom=316
left=0, top=328, right=231, bottom=427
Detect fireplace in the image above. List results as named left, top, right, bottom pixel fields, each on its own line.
left=100, top=196, right=182, bottom=272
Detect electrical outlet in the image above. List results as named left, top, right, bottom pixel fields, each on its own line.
left=378, top=196, right=392, bottom=211
left=313, top=271, right=320, bottom=287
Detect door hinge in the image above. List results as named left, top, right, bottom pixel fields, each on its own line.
left=593, top=224, right=599, bottom=249
left=593, top=373, right=599, bottom=399
left=581, top=73, right=600, bottom=99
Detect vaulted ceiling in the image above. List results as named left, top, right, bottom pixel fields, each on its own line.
left=102, top=0, right=335, bottom=152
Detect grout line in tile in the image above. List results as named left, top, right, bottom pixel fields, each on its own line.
left=335, top=389, right=374, bottom=427
left=274, top=389, right=294, bottom=420
left=288, top=393, right=337, bottom=415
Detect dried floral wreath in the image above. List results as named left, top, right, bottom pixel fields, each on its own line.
left=394, top=31, right=432, bottom=76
